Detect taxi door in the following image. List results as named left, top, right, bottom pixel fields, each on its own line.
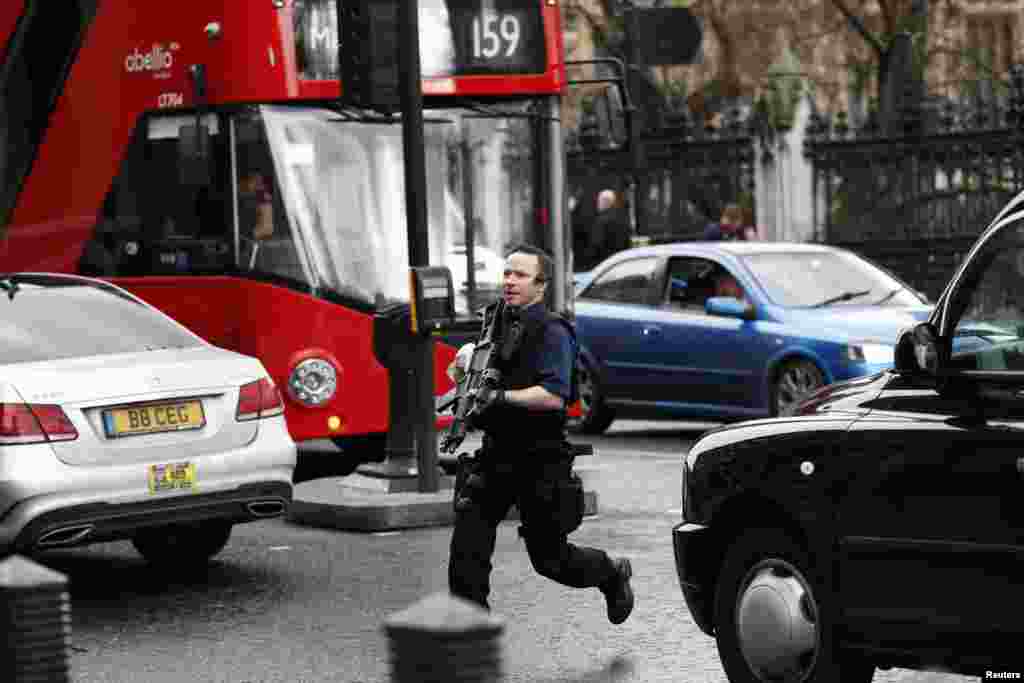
left=838, top=386, right=1024, bottom=655
left=838, top=216, right=1024, bottom=661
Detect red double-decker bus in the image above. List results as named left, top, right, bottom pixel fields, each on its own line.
left=0, top=1, right=571, bottom=468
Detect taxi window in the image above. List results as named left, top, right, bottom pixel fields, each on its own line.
left=581, top=257, right=658, bottom=305
left=950, top=223, right=1024, bottom=369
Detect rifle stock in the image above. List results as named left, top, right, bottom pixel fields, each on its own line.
left=440, top=300, right=505, bottom=453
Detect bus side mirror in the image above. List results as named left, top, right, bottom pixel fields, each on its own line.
left=178, top=123, right=212, bottom=187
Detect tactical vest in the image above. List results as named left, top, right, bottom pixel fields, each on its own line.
left=481, top=307, right=576, bottom=449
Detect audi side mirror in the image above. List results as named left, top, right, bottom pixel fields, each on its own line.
left=895, top=322, right=939, bottom=374
left=705, top=296, right=755, bottom=321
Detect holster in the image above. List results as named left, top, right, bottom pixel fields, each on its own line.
left=453, top=450, right=486, bottom=514
left=520, top=471, right=585, bottom=537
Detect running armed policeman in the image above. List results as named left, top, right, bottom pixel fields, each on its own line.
left=446, top=243, right=634, bottom=625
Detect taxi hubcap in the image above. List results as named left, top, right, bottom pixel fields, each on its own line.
left=736, top=559, right=819, bottom=681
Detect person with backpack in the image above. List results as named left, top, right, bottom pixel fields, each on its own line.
left=447, top=243, right=635, bottom=625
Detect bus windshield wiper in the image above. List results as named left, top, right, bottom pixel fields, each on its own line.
left=810, top=289, right=872, bottom=308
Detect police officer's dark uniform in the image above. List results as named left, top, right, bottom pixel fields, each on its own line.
left=447, top=299, right=634, bottom=624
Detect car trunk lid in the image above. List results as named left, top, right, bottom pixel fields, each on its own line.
left=4, top=347, right=266, bottom=466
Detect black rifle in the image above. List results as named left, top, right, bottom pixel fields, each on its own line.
left=438, top=299, right=506, bottom=454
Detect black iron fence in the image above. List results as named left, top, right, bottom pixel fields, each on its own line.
left=804, top=65, right=1024, bottom=301
left=567, top=104, right=769, bottom=244
left=567, top=66, right=1024, bottom=301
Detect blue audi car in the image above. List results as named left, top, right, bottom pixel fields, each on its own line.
left=570, top=242, right=932, bottom=433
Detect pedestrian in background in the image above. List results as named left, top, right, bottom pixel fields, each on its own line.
left=580, top=189, right=630, bottom=271
left=702, top=203, right=744, bottom=241
left=447, top=243, right=635, bottom=625
left=737, top=205, right=761, bottom=241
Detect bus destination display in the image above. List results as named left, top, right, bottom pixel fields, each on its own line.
left=294, top=0, right=547, bottom=81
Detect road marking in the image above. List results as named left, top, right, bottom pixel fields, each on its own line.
left=372, top=531, right=401, bottom=537
left=665, top=509, right=682, bottom=516
left=575, top=458, right=681, bottom=471
left=587, top=449, right=681, bottom=459
left=269, top=546, right=291, bottom=551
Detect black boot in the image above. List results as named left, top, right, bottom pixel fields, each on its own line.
left=601, top=557, right=634, bottom=625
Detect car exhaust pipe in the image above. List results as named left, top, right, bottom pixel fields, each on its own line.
left=36, top=524, right=95, bottom=547
left=246, top=500, right=286, bottom=518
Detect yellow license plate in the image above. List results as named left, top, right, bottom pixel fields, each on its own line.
left=148, top=462, right=197, bottom=494
left=104, top=401, right=205, bottom=438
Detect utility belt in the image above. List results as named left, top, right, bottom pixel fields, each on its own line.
left=480, top=434, right=593, bottom=461
left=453, top=441, right=589, bottom=536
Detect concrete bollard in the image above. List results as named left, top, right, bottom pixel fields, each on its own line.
left=0, top=555, right=72, bottom=683
left=384, top=591, right=505, bottom=682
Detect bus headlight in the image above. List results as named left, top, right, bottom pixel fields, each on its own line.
left=288, top=358, right=337, bottom=406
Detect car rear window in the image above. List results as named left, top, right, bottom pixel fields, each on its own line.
left=0, top=280, right=201, bottom=363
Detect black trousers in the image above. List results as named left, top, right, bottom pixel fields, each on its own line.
left=448, top=458, right=616, bottom=610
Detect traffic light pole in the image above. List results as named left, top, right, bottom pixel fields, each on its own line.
left=624, top=9, right=647, bottom=239
left=398, top=0, right=440, bottom=493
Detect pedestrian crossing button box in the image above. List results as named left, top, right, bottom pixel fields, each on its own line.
left=410, top=266, right=455, bottom=334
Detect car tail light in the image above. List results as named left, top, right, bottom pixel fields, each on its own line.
left=0, top=403, right=78, bottom=445
left=236, top=378, right=285, bottom=422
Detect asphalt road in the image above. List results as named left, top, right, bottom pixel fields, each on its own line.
left=21, top=420, right=981, bottom=682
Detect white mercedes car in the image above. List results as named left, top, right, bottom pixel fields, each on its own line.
left=0, top=273, right=296, bottom=565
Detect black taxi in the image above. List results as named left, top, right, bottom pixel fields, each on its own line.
left=673, top=193, right=1024, bottom=681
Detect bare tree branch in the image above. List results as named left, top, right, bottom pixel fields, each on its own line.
left=830, top=0, right=884, bottom=55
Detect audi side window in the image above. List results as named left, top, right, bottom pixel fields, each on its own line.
left=582, top=257, right=658, bottom=304
left=665, top=257, right=718, bottom=311
left=950, top=224, right=1024, bottom=370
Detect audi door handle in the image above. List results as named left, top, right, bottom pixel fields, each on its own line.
left=642, top=325, right=663, bottom=338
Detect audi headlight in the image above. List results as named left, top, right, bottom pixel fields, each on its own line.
left=288, top=358, right=337, bottom=406
left=845, top=342, right=894, bottom=365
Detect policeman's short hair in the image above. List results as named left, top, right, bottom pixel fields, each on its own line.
left=506, top=243, right=553, bottom=283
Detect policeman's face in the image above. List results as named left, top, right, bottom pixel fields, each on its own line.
left=503, top=252, right=546, bottom=308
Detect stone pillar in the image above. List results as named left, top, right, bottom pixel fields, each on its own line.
left=0, top=555, right=72, bottom=682
left=384, top=591, right=504, bottom=682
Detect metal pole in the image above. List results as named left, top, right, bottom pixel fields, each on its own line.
left=398, top=0, right=439, bottom=492
left=461, top=129, right=477, bottom=312
left=624, top=10, right=646, bottom=239
left=547, top=96, right=568, bottom=314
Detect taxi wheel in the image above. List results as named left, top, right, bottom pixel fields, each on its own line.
left=713, top=528, right=875, bottom=683
left=771, top=359, right=825, bottom=417
left=132, top=521, right=233, bottom=566
left=568, top=355, right=614, bottom=435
